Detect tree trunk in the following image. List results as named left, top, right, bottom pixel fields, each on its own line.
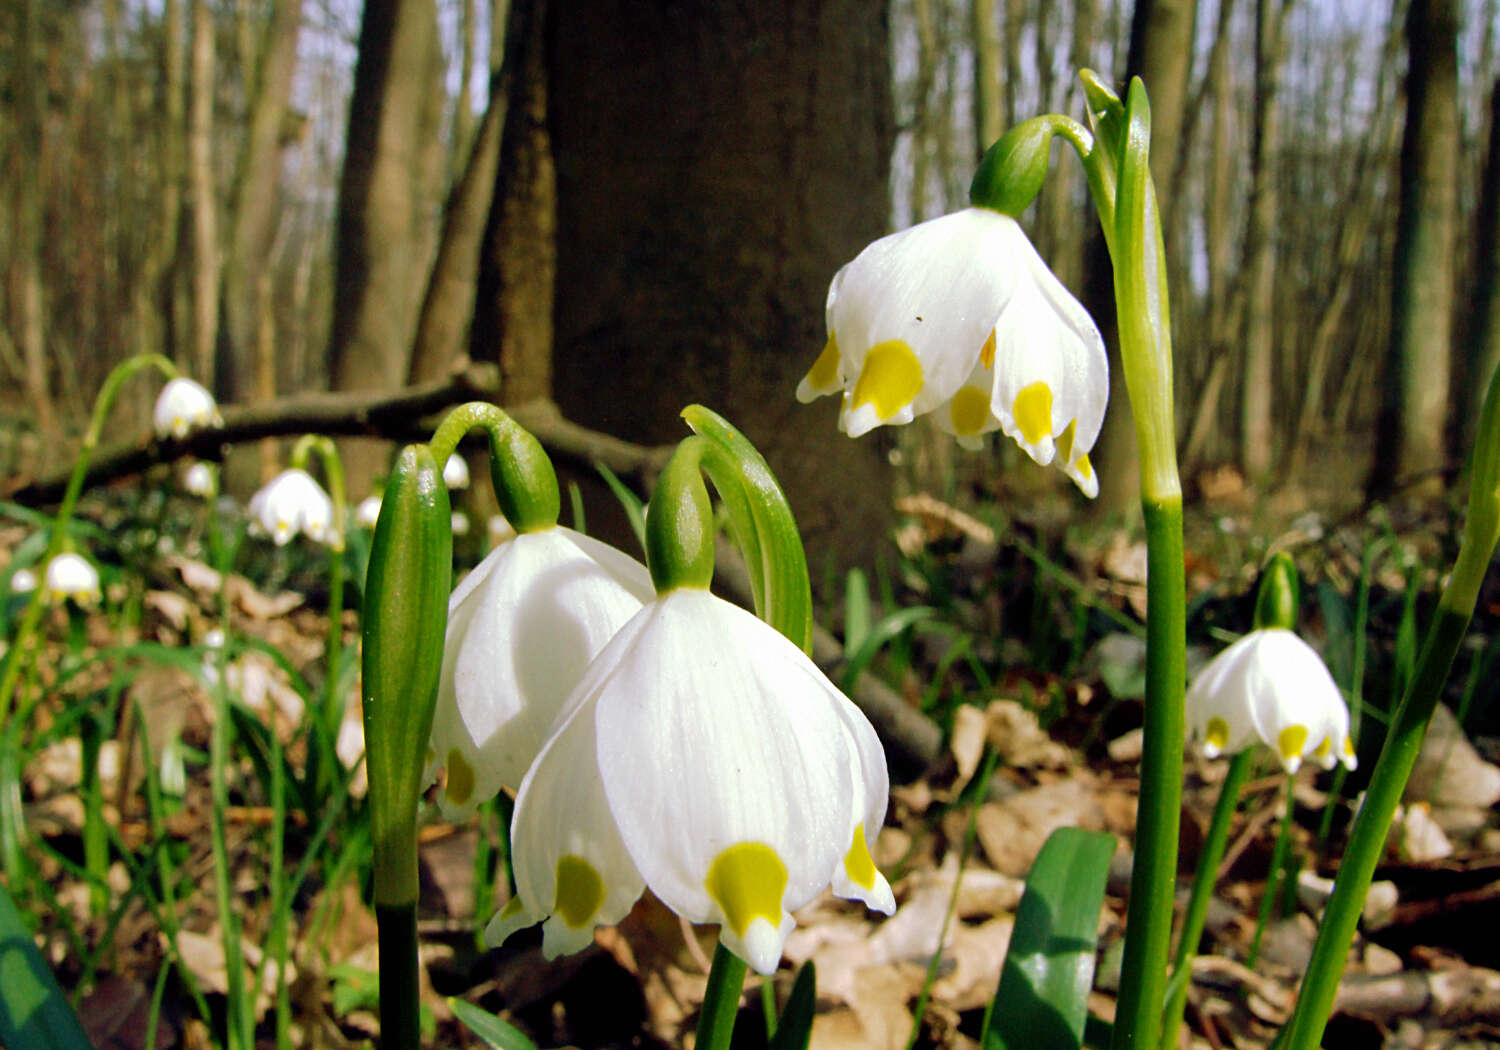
left=1467, top=77, right=1500, bottom=436
left=468, top=0, right=553, bottom=405
left=1240, top=0, right=1291, bottom=481
left=548, top=0, right=895, bottom=574
left=187, top=0, right=220, bottom=388
left=328, top=0, right=442, bottom=396
left=221, top=0, right=304, bottom=403
left=972, top=0, right=1002, bottom=156
left=12, top=0, right=54, bottom=438
left=1374, top=0, right=1460, bottom=493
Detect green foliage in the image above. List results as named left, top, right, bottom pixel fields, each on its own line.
left=449, top=996, right=539, bottom=1050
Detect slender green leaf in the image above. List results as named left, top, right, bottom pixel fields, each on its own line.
left=449, top=997, right=539, bottom=1050
left=595, top=462, right=647, bottom=552
left=844, top=568, right=872, bottom=659
left=768, top=961, right=817, bottom=1050
left=842, top=607, right=936, bottom=693
left=0, top=878, right=94, bottom=1050
left=983, top=828, right=1116, bottom=1050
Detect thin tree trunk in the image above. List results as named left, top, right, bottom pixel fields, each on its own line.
left=12, top=0, right=53, bottom=438
left=188, top=0, right=220, bottom=388
left=221, top=0, right=304, bottom=402
left=152, top=0, right=188, bottom=367
left=451, top=0, right=477, bottom=182
left=1002, top=0, right=1026, bottom=130
left=1467, top=78, right=1500, bottom=435
left=1373, top=0, right=1460, bottom=492
left=469, top=0, right=553, bottom=405
left=1240, top=0, right=1292, bottom=481
left=972, top=0, right=1002, bottom=156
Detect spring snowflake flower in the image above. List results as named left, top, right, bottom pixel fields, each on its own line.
left=1186, top=628, right=1356, bottom=774
left=424, top=526, right=655, bottom=820
left=153, top=378, right=222, bottom=440
left=797, top=207, right=1107, bottom=496
left=486, top=588, right=895, bottom=976
left=10, top=568, right=38, bottom=594
left=44, top=553, right=101, bottom=605
left=248, top=469, right=336, bottom=547
left=443, top=454, right=470, bottom=490
left=450, top=511, right=471, bottom=536
left=183, top=461, right=216, bottom=498
left=355, top=495, right=383, bottom=528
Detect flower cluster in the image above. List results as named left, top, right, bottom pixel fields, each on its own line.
left=153, top=378, right=222, bottom=440
left=797, top=207, right=1108, bottom=496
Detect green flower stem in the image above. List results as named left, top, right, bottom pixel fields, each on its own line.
left=290, top=436, right=349, bottom=765
left=376, top=902, right=422, bottom=1050
left=696, top=943, right=749, bottom=1050
left=428, top=401, right=560, bottom=532
left=1160, top=749, right=1253, bottom=1050
left=1280, top=600, right=1477, bottom=1049
left=1246, top=776, right=1295, bottom=969
left=1112, top=497, right=1186, bottom=1050
left=0, top=353, right=178, bottom=733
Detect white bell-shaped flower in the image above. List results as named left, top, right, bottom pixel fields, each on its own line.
left=486, top=587, right=895, bottom=976
left=1186, top=628, right=1356, bottom=774
left=10, top=567, right=37, bottom=594
left=450, top=511, right=471, bottom=536
left=247, top=469, right=336, bottom=547
left=153, top=377, right=222, bottom=440
left=355, top=495, right=383, bottom=529
left=443, top=454, right=471, bottom=490
left=797, top=207, right=1107, bottom=496
left=183, top=461, right=216, bottom=498
left=44, top=553, right=101, bottom=605
left=424, top=526, right=654, bottom=820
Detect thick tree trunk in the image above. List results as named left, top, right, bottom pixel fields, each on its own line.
left=548, top=0, right=895, bottom=574
left=468, top=0, right=554, bottom=405
left=1240, top=0, right=1291, bottom=481
left=1374, top=0, right=1460, bottom=493
left=221, top=0, right=304, bottom=402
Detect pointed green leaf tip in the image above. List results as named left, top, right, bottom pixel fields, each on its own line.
left=1253, top=552, right=1300, bottom=632
left=362, top=443, right=452, bottom=906
left=970, top=118, right=1058, bottom=218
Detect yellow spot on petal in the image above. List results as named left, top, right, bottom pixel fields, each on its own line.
left=499, top=895, right=525, bottom=920
left=850, top=341, right=924, bottom=422
left=1013, top=382, right=1054, bottom=446
left=949, top=387, right=991, bottom=436
left=554, top=855, right=605, bottom=929
left=705, top=842, right=787, bottom=938
left=1074, top=453, right=1093, bottom=480
left=803, top=334, right=842, bottom=392
left=1314, top=737, right=1333, bottom=760
left=444, top=748, right=475, bottom=805
left=979, top=330, right=997, bottom=369
left=1278, top=725, right=1309, bottom=763
left=843, top=825, right=878, bottom=891
left=1205, top=717, right=1230, bottom=753
left=1056, top=420, right=1078, bottom=463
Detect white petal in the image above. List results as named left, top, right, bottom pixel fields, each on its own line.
left=594, top=591, right=854, bottom=923
left=428, top=527, right=651, bottom=817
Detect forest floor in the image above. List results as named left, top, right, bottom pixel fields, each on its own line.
left=8, top=449, right=1500, bottom=1050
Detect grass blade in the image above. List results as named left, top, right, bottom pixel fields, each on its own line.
left=0, top=878, right=94, bottom=1050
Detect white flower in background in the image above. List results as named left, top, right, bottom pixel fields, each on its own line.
left=247, top=469, right=336, bottom=547
left=44, top=553, right=101, bottom=605
left=443, top=454, right=470, bottom=490
left=487, top=587, right=894, bottom=976
left=10, top=568, right=38, bottom=594
left=424, top=526, right=655, bottom=820
left=1186, top=628, right=1356, bottom=774
left=450, top=511, right=471, bottom=536
left=797, top=207, right=1108, bottom=496
left=355, top=495, right=383, bottom=529
left=487, top=514, right=516, bottom=547
left=153, top=377, right=222, bottom=440
left=183, top=461, right=216, bottom=498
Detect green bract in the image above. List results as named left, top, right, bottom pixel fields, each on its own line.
left=1253, top=552, right=1300, bottom=632
left=361, top=443, right=453, bottom=907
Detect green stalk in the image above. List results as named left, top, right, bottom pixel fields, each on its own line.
left=1246, top=777, right=1295, bottom=969
left=1279, top=601, right=1474, bottom=1049
left=289, top=434, right=349, bottom=767
left=0, top=353, right=178, bottom=731
left=1160, top=749, right=1253, bottom=1050
left=377, top=903, right=422, bottom=1050
left=695, top=943, right=749, bottom=1050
